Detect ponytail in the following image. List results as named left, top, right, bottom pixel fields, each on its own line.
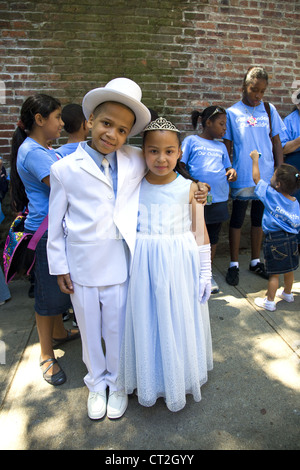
left=175, top=160, right=198, bottom=183
left=10, top=126, right=28, bottom=211
left=295, top=172, right=300, bottom=191
left=191, top=110, right=202, bottom=130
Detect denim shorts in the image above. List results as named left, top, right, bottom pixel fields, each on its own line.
left=231, top=186, right=259, bottom=200
left=31, top=231, right=72, bottom=316
left=263, top=231, right=299, bottom=275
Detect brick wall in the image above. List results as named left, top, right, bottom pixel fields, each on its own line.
left=0, top=0, right=299, bottom=250
left=1, top=0, right=299, bottom=161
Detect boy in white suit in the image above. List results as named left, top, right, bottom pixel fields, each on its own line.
left=47, top=78, right=151, bottom=420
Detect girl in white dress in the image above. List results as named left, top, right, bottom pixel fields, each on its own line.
left=119, top=117, right=213, bottom=412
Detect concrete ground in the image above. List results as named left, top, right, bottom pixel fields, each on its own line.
left=0, top=253, right=299, bottom=450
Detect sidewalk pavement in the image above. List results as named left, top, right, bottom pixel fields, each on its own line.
left=0, top=253, right=299, bottom=450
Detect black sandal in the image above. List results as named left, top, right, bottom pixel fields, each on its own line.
left=52, top=329, right=80, bottom=348
left=40, top=357, right=66, bottom=386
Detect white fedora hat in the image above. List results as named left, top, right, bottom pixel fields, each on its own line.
left=82, top=77, right=151, bottom=137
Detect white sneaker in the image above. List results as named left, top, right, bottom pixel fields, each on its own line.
left=211, top=277, right=219, bottom=294
left=87, top=390, right=107, bottom=420
left=107, top=391, right=128, bottom=419
left=277, top=290, right=294, bottom=303
left=254, top=297, right=276, bottom=312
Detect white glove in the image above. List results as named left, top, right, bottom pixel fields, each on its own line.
left=198, top=244, right=212, bottom=304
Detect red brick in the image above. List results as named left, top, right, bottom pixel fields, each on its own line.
left=0, top=0, right=298, bottom=161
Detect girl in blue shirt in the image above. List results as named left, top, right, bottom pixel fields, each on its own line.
left=10, top=94, right=79, bottom=386
left=182, top=106, right=237, bottom=293
left=250, top=150, right=300, bottom=312
left=223, top=66, right=286, bottom=286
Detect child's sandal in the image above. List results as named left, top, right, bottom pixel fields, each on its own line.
left=40, top=357, right=66, bottom=386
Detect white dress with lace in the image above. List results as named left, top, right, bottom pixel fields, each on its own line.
left=118, top=175, right=213, bottom=412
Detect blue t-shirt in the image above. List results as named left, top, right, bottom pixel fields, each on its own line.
left=254, top=179, right=300, bottom=234
left=224, top=101, right=286, bottom=189
left=279, top=109, right=300, bottom=169
left=17, top=137, right=58, bottom=231
left=181, top=135, right=231, bottom=203
left=56, top=142, right=80, bottom=158
left=280, top=109, right=300, bottom=151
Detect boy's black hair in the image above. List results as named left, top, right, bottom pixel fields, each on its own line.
left=62, top=103, right=86, bottom=134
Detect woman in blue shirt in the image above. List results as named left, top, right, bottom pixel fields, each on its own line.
left=10, top=94, right=79, bottom=386
left=223, top=66, right=286, bottom=286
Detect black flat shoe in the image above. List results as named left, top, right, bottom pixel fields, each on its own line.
left=249, top=262, right=269, bottom=279
left=52, top=329, right=80, bottom=348
left=40, top=357, right=66, bottom=386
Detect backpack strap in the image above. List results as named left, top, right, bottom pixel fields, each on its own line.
left=27, top=215, right=48, bottom=251
left=264, top=101, right=273, bottom=141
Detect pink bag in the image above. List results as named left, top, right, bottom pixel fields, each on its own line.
left=3, top=213, right=48, bottom=283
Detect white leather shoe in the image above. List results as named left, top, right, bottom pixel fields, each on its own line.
left=107, top=391, right=128, bottom=419
left=277, top=290, right=294, bottom=302
left=254, top=297, right=276, bottom=312
left=87, top=390, right=107, bottom=420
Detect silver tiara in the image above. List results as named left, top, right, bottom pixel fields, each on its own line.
left=143, top=116, right=180, bottom=133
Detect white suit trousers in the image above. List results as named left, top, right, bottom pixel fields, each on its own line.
left=71, top=281, right=128, bottom=392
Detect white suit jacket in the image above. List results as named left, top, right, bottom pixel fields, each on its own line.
left=47, top=142, right=146, bottom=287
